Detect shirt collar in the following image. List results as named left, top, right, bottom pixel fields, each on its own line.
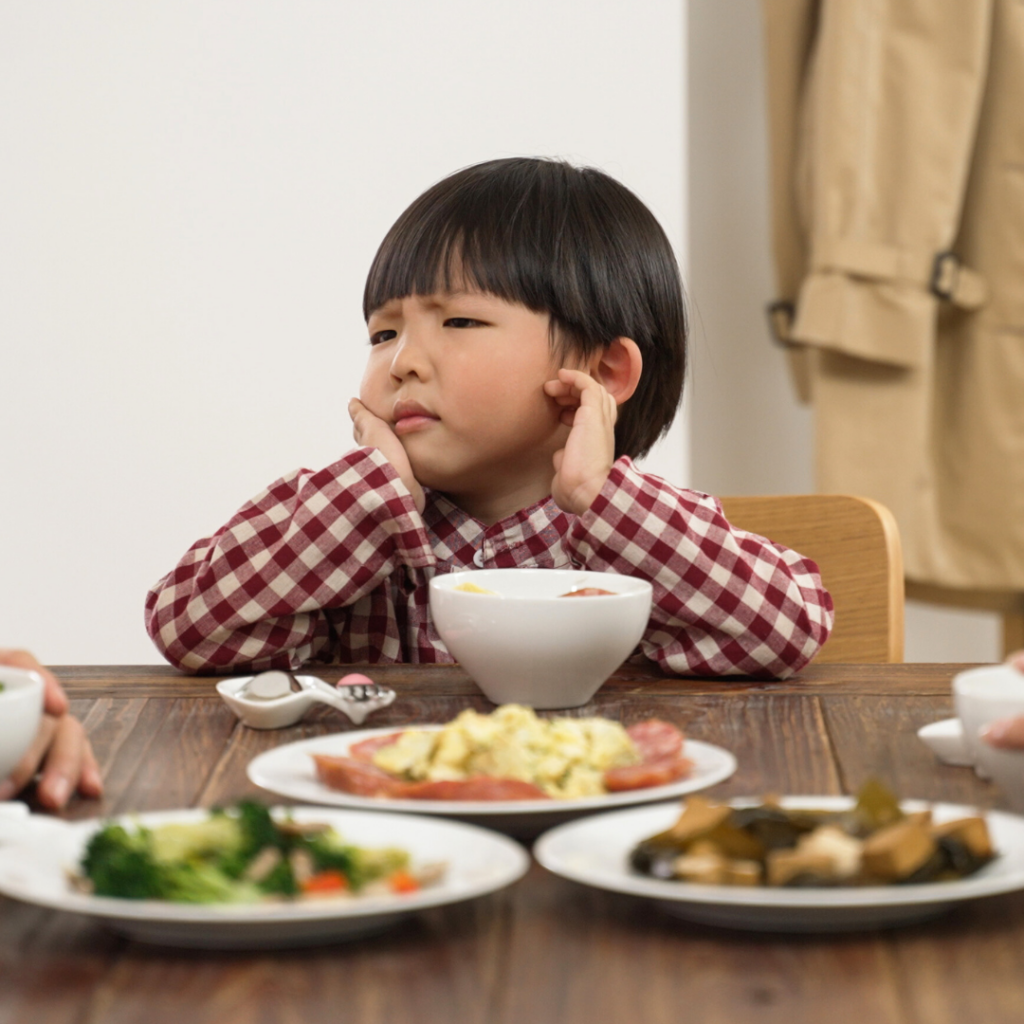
left=423, top=490, right=570, bottom=564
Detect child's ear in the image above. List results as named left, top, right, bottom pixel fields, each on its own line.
left=589, top=337, right=643, bottom=405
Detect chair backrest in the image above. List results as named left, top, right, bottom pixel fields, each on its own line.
left=719, top=494, right=905, bottom=663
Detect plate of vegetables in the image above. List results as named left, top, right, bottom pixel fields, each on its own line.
left=533, top=783, right=1024, bottom=932
left=0, top=802, right=528, bottom=948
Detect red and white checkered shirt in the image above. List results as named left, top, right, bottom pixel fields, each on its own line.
left=145, top=447, right=833, bottom=679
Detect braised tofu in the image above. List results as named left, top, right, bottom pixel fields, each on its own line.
left=861, top=820, right=936, bottom=880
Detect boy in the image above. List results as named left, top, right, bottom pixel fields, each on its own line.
left=146, top=158, right=833, bottom=678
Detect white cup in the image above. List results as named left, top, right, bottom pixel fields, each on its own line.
left=953, top=664, right=1024, bottom=799
left=0, top=667, right=45, bottom=781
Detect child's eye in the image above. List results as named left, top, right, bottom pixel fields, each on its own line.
left=369, top=330, right=397, bottom=346
left=444, top=317, right=485, bottom=329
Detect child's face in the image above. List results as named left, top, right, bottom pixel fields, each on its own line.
left=360, top=290, right=570, bottom=513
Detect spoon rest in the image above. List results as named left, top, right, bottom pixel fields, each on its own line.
left=216, top=673, right=395, bottom=729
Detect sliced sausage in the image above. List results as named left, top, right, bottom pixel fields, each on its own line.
left=401, top=777, right=550, bottom=801
left=626, top=719, right=684, bottom=762
left=603, top=755, right=694, bottom=792
left=311, top=754, right=408, bottom=797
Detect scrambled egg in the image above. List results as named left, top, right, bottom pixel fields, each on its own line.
left=372, top=704, right=640, bottom=798
left=452, top=582, right=499, bottom=595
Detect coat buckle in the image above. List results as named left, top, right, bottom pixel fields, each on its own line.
left=766, top=300, right=796, bottom=346
left=929, top=251, right=961, bottom=301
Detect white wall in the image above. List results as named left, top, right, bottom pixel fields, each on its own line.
left=686, top=0, right=1000, bottom=663
left=0, top=1, right=686, bottom=664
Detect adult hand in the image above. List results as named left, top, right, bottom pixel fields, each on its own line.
left=0, top=649, right=103, bottom=810
left=543, top=369, right=617, bottom=516
left=980, top=650, right=1024, bottom=751
left=349, top=398, right=426, bottom=514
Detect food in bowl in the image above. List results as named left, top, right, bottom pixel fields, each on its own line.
left=429, top=568, right=654, bottom=709
left=312, top=704, right=691, bottom=801
left=452, top=582, right=499, bottom=595
left=70, top=801, right=444, bottom=903
left=452, top=582, right=616, bottom=598
left=629, top=780, right=995, bottom=887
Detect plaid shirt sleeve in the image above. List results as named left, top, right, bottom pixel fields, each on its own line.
left=566, top=458, right=834, bottom=679
left=144, top=447, right=433, bottom=673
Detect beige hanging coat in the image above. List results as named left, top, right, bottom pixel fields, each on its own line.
left=762, top=0, right=1024, bottom=590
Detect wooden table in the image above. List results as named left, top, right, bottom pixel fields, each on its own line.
left=4, top=662, right=1024, bottom=1024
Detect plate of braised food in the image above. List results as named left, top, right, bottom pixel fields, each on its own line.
left=533, top=781, right=1024, bottom=931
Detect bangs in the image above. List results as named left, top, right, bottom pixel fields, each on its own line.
left=362, top=160, right=619, bottom=352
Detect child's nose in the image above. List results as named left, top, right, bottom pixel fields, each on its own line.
left=389, top=329, right=432, bottom=383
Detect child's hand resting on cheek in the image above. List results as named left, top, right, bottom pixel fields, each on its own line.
left=348, top=398, right=426, bottom=514
left=544, top=369, right=617, bottom=515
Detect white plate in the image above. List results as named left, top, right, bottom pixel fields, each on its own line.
left=533, top=796, right=1024, bottom=932
left=0, top=806, right=528, bottom=949
left=247, top=726, right=737, bottom=835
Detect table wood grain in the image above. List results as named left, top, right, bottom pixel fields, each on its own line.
left=3, top=662, right=1024, bottom=1024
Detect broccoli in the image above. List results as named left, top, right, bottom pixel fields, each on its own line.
left=81, top=824, right=168, bottom=900
left=82, top=817, right=261, bottom=902
left=256, top=856, right=299, bottom=897
left=307, top=832, right=358, bottom=878
left=162, top=862, right=261, bottom=904
left=216, top=801, right=282, bottom=879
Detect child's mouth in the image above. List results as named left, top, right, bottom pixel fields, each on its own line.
left=393, top=401, right=439, bottom=435
left=394, top=414, right=437, bottom=436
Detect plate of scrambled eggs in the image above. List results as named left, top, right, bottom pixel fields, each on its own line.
left=370, top=704, right=653, bottom=799
left=247, top=706, right=737, bottom=835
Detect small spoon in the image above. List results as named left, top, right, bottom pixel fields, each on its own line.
left=240, top=670, right=294, bottom=701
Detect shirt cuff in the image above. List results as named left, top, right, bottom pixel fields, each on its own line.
left=307, top=446, right=434, bottom=570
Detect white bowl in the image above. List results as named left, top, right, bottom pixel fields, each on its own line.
left=916, top=717, right=972, bottom=767
left=0, top=667, right=45, bottom=780
left=428, top=568, right=652, bottom=709
left=954, top=664, right=1024, bottom=797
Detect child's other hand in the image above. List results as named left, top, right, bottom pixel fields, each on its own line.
left=0, top=649, right=103, bottom=811
left=349, top=399, right=426, bottom=514
left=544, top=369, right=616, bottom=515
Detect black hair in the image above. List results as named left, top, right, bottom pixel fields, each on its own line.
left=363, top=157, right=687, bottom=459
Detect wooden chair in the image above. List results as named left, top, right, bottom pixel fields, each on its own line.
left=720, top=494, right=905, bottom=663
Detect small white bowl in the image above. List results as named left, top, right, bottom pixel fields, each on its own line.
left=429, top=568, right=653, bottom=709
left=953, top=664, right=1024, bottom=793
left=916, top=717, right=972, bottom=767
left=0, top=667, right=45, bottom=780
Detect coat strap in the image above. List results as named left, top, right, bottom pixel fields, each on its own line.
left=811, top=238, right=987, bottom=310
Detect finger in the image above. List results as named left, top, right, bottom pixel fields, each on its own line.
left=982, top=716, right=1024, bottom=751
left=36, top=716, right=87, bottom=810
left=544, top=381, right=582, bottom=408
left=78, top=740, right=104, bottom=799
left=2, top=714, right=59, bottom=797
left=0, top=649, right=67, bottom=715
left=1009, top=650, right=1024, bottom=673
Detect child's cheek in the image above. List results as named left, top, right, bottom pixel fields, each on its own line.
left=357, top=365, right=388, bottom=419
